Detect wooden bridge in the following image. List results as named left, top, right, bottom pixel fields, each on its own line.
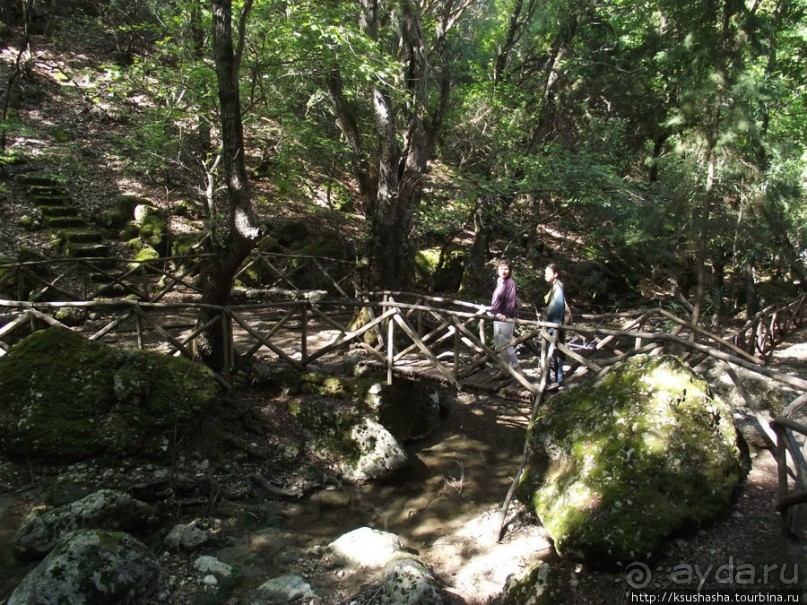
left=1, top=253, right=806, bottom=532
left=1, top=253, right=803, bottom=393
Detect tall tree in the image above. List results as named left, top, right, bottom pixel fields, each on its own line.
left=319, top=0, right=469, bottom=290
left=195, top=0, right=261, bottom=372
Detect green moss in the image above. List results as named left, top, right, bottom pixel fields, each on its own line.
left=99, top=208, right=126, bottom=229
left=138, top=213, right=167, bottom=251
left=257, top=235, right=282, bottom=253
left=171, top=232, right=201, bottom=258
left=416, top=248, right=440, bottom=275
left=518, top=354, right=741, bottom=562
left=132, top=246, right=159, bottom=263
left=296, top=231, right=349, bottom=260
left=273, top=220, right=309, bottom=247
left=288, top=398, right=363, bottom=463
left=0, top=327, right=219, bottom=461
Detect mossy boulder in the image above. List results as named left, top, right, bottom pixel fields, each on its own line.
left=8, top=529, right=160, bottom=604
left=516, top=354, right=742, bottom=564
left=137, top=212, right=168, bottom=254
left=499, top=560, right=561, bottom=605
left=415, top=247, right=465, bottom=293
left=273, top=220, right=309, bottom=248
left=365, top=381, right=441, bottom=443
left=289, top=397, right=408, bottom=484
left=0, top=327, right=219, bottom=461
left=288, top=374, right=416, bottom=483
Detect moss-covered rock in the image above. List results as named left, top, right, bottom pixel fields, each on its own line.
left=8, top=529, right=160, bottom=604
left=499, top=560, right=560, bottom=605
left=0, top=327, right=219, bottom=461
left=138, top=212, right=168, bottom=253
left=516, top=354, right=742, bottom=565
left=273, top=220, right=309, bottom=248
left=287, top=374, right=411, bottom=483
left=13, top=489, right=154, bottom=560
left=366, top=381, right=440, bottom=443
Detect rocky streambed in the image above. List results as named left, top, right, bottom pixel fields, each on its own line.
left=1, top=330, right=806, bottom=603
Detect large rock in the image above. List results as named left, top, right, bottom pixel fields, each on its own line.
left=288, top=376, right=423, bottom=484
left=380, top=553, right=444, bottom=604
left=517, top=354, right=742, bottom=564
left=290, top=395, right=407, bottom=484
left=13, top=489, right=153, bottom=560
left=250, top=574, right=317, bottom=605
left=0, top=327, right=219, bottom=461
left=8, top=529, right=160, bottom=604
left=327, top=527, right=404, bottom=568
left=326, top=528, right=444, bottom=603
left=366, top=381, right=442, bottom=443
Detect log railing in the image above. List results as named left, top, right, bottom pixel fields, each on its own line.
left=2, top=291, right=805, bottom=399
left=731, top=293, right=806, bottom=361
left=772, top=393, right=807, bottom=537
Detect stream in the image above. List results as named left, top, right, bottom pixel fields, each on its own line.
left=0, top=390, right=553, bottom=604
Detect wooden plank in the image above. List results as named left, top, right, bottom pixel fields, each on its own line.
left=132, top=306, right=195, bottom=360
left=312, top=258, right=352, bottom=299
left=658, top=308, right=760, bottom=364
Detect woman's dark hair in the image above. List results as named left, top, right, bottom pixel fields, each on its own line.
left=547, top=263, right=561, bottom=279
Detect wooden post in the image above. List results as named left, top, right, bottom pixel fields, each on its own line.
left=387, top=309, right=395, bottom=385
left=773, top=422, right=790, bottom=535
left=301, top=302, right=308, bottom=363
left=135, top=313, right=144, bottom=349
left=17, top=267, right=24, bottom=301
left=222, top=308, right=233, bottom=383
left=454, top=326, right=460, bottom=382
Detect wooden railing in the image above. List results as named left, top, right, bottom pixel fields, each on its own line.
left=731, top=293, right=805, bottom=361
left=2, top=290, right=805, bottom=398
left=0, top=251, right=358, bottom=304
left=772, top=393, right=807, bottom=537
left=1, top=254, right=804, bottom=396
left=3, top=254, right=805, bottom=537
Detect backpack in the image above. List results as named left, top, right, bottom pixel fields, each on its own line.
left=563, top=300, right=573, bottom=325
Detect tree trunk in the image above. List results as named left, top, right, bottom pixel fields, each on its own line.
left=460, top=197, right=492, bottom=295
left=329, top=0, right=447, bottom=292
left=196, top=0, right=260, bottom=373
left=744, top=262, right=759, bottom=319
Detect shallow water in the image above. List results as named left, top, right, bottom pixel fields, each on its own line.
left=284, top=392, right=531, bottom=544
left=0, top=390, right=543, bottom=603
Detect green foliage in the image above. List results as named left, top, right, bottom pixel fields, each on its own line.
left=7, top=0, right=802, bottom=311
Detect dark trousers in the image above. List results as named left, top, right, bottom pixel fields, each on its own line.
left=544, top=327, right=565, bottom=383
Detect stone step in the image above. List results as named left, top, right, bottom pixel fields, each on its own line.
left=66, top=243, right=110, bottom=258
left=44, top=215, right=86, bottom=229
left=87, top=271, right=125, bottom=284
left=26, top=185, right=69, bottom=198
left=16, top=175, right=63, bottom=188
left=31, top=194, right=73, bottom=206
left=57, top=228, right=105, bottom=245
left=38, top=204, right=79, bottom=218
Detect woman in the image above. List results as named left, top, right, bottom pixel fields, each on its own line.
left=543, top=263, right=566, bottom=384
left=490, top=259, right=520, bottom=374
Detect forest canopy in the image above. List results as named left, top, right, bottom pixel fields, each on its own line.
left=1, top=0, right=804, bottom=316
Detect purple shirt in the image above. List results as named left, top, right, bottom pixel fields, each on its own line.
left=491, top=277, right=518, bottom=317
